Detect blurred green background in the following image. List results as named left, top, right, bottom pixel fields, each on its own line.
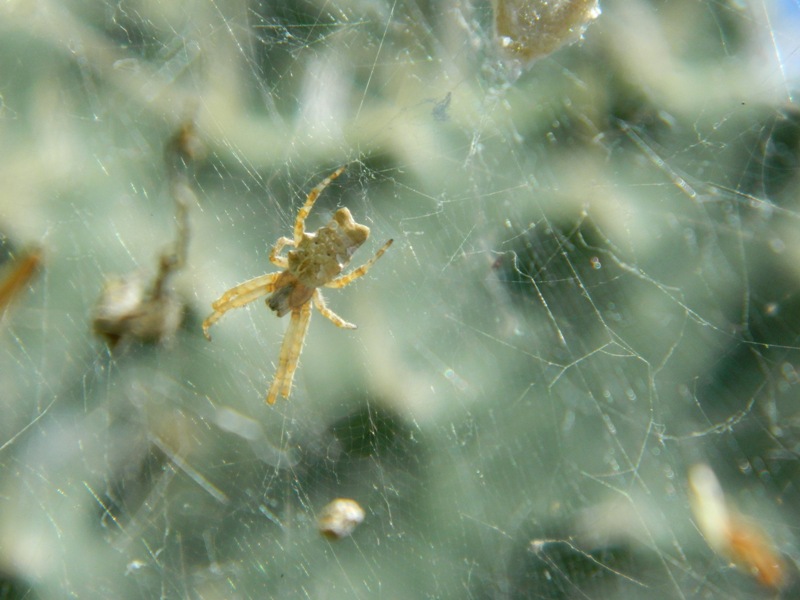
left=1, top=0, right=799, bottom=597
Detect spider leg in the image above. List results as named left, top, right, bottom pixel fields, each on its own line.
left=313, top=289, right=356, bottom=329
left=294, top=166, right=347, bottom=244
left=269, top=236, right=293, bottom=269
left=324, top=238, right=393, bottom=289
left=202, top=272, right=280, bottom=340
left=266, top=301, right=312, bottom=404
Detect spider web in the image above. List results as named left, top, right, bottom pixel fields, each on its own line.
left=1, top=0, right=799, bottom=598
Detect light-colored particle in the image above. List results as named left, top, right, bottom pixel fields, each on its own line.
left=317, top=498, right=365, bottom=540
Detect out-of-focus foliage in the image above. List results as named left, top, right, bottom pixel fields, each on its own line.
left=0, top=0, right=798, bottom=598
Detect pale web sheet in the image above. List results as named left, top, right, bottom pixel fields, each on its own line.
left=1, top=0, right=799, bottom=598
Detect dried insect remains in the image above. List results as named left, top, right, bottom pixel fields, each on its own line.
left=93, top=118, right=200, bottom=348
left=203, top=166, right=392, bottom=404
left=688, top=463, right=787, bottom=590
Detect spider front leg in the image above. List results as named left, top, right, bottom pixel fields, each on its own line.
left=266, top=300, right=312, bottom=404
left=325, top=238, right=394, bottom=289
left=269, top=236, right=293, bottom=269
left=202, top=272, right=280, bottom=340
left=294, top=166, right=347, bottom=244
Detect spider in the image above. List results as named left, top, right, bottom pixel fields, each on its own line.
left=202, top=166, right=393, bottom=404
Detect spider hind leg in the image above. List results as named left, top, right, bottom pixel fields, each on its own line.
left=266, top=301, right=312, bottom=404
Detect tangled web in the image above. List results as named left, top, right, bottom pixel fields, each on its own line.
left=1, top=0, right=800, bottom=598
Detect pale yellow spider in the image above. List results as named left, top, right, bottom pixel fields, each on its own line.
left=202, top=166, right=393, bottom=404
